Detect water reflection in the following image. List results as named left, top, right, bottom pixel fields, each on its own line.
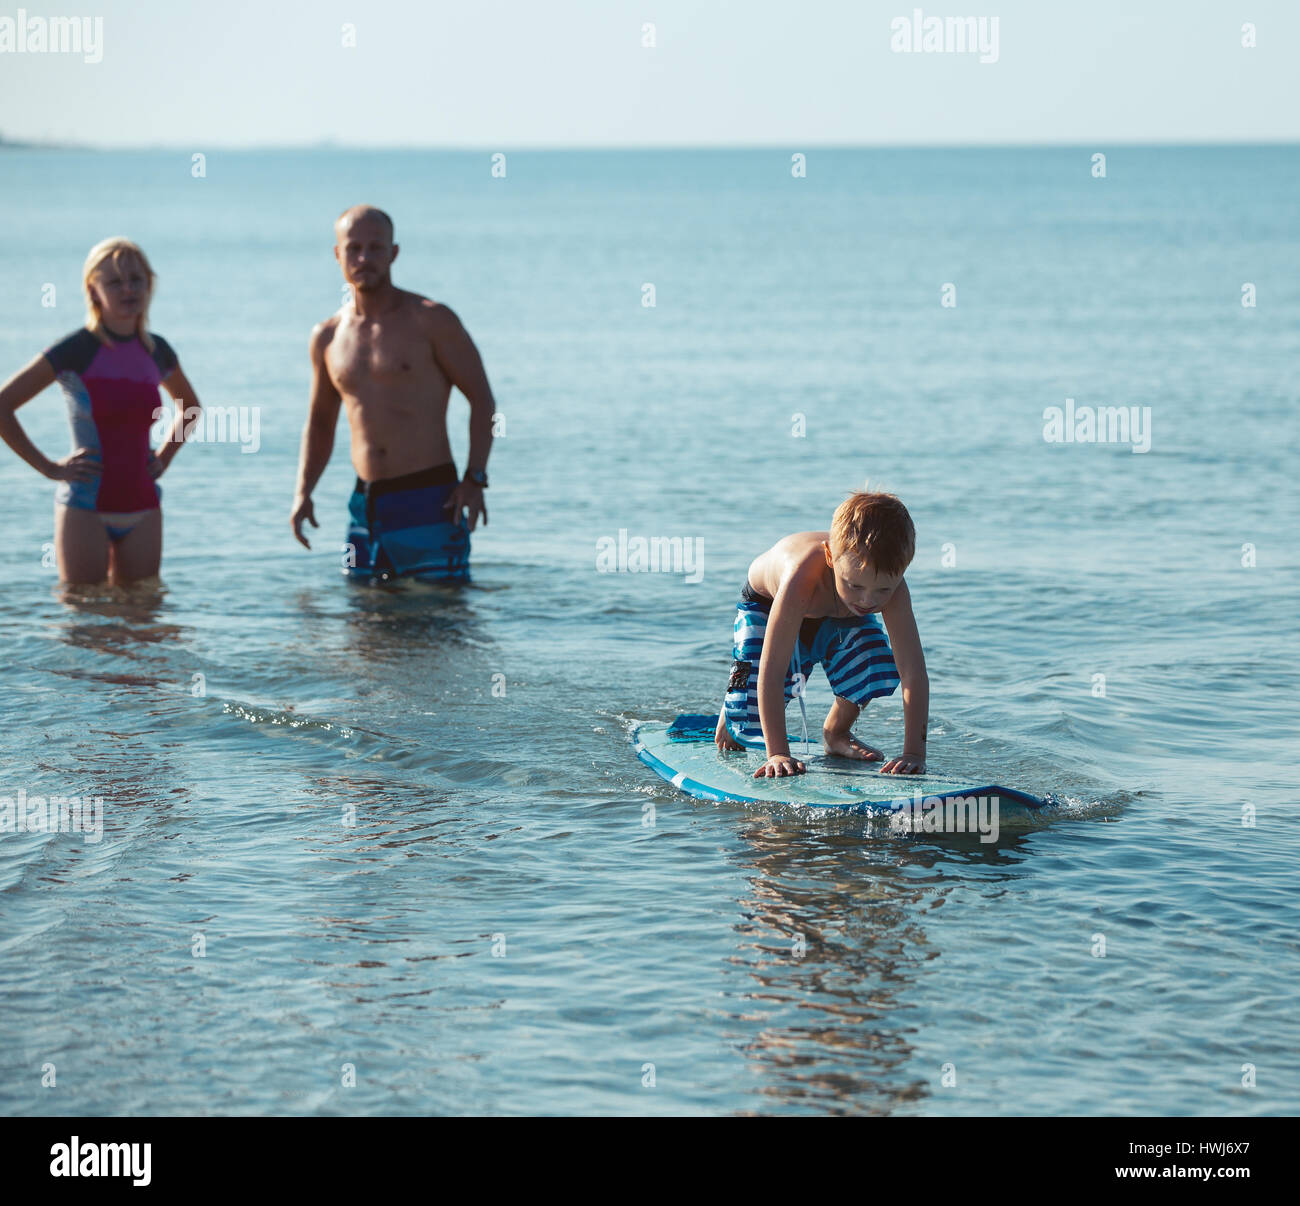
left=287, top=584, right=500, bottom=742
left=293, top=583, right=492, bottom=658
left=726, top=815, right=1038, bottom=1114
left=50, top=580, right=184, bottom=672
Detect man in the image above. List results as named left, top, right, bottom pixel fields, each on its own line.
left=292, top=205, right=495, bottom=582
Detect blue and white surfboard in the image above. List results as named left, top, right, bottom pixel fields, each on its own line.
left=633, top=713, right=1048, bottom=815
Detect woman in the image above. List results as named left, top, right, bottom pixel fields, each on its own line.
left=0, top=237, right=200, bottom=586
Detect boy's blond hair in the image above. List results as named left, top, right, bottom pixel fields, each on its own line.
left=830, top=491, right=915, bottom=577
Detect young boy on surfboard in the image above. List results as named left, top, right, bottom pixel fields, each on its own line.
left=714, top=491, right=929, bottom=779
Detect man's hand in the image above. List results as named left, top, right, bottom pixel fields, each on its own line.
left=291, top=495, right=318, bottom=549
left=444, top=480, right=487, bottom=531
left=46, top=448, right=97, bottom=482
left=880, top=751, right=926, bottom=775
left=754, top=753, right=806, bottom=778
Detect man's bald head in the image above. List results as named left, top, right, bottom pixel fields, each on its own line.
left=336, top=204, right=394, bottom=242
left=334, top=205, right=398, bottom=293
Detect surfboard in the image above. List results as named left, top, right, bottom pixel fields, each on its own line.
left=632, top=713, right=1048, bottom=816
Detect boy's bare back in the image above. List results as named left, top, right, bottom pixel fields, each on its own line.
left=747, top=531, right=855, bottom=620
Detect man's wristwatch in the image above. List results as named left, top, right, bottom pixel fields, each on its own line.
left=464, top=468, right=488, bottom=488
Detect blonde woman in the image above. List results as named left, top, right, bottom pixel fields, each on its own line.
left=0, top=238, right=200, bottom=585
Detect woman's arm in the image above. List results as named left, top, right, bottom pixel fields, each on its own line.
left=0, top=354, right=92, bottom=481
left=152, top=363, right=201, bottom=475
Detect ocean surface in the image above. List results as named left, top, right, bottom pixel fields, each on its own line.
left=1, top=146, right=1297, bottom=1116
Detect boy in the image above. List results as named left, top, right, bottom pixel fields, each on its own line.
left=715, top=491, right=929, bottom=778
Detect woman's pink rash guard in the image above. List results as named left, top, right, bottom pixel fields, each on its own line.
left=43, top=327, right=177, bottom=513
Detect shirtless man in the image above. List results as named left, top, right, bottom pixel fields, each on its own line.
left=291, top=205, right=496, bottom=582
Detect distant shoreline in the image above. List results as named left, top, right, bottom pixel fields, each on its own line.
left=0, top=138, right=74, bottom=150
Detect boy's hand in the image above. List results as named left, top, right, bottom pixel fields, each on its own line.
left=755, top=754, right=806, bottom=778
left=880, top=752, right=926, bottom=775
left=714, top=711, right=744, bottom=752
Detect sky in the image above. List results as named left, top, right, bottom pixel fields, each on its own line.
left=0, top=0, right=1297, bottom=148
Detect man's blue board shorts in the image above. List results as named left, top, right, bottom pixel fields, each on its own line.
left=344, top=462, right=470, bottom=583
left=722, top=580, right=900, bottom=747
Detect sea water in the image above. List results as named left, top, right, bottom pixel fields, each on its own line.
left=1, top=146, right=1297, bottom=1115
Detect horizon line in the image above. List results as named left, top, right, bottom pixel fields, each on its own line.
left=3, top=137, right=1299, bottom=153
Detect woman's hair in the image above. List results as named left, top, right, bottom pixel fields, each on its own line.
left=82, top=237, right=156, bottom=352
